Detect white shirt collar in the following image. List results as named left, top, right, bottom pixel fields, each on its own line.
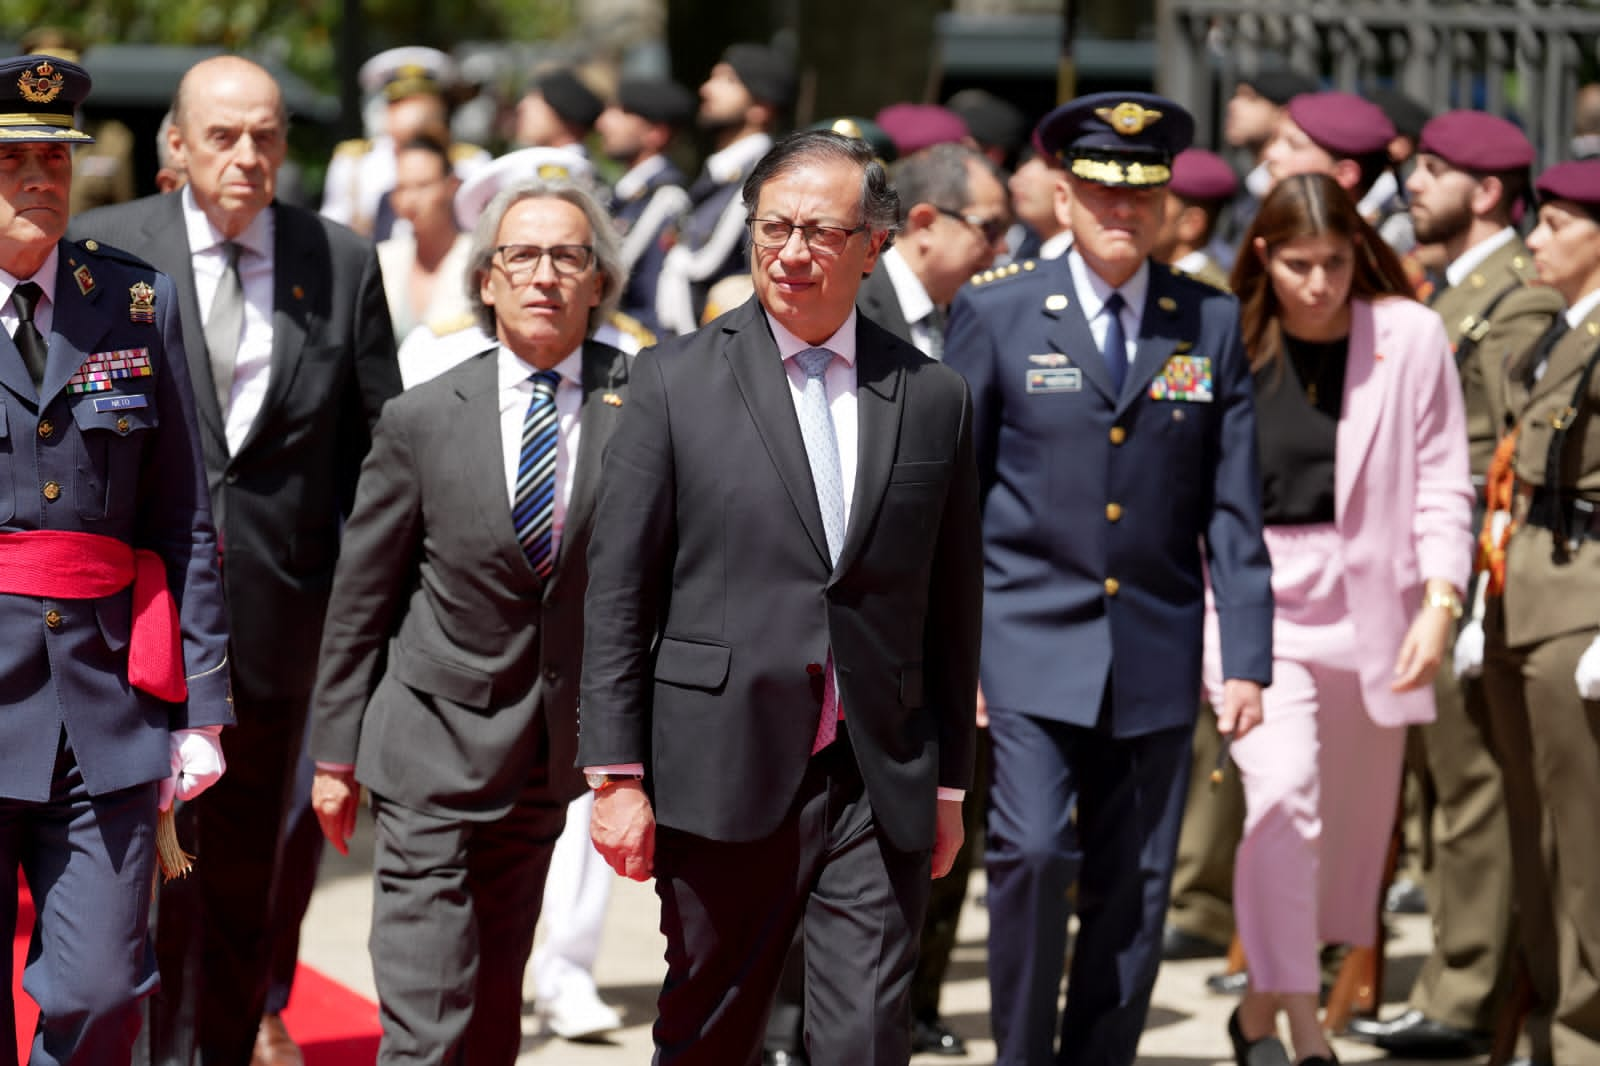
left=1174, top=248, right=1211, bottom=275
left=0, top=244, right=60, bottom=308
left=1566, top=287, right=1600, bottom=331
left=1067, top=249, right=1150, bottom=325
left=1039, top=230, right=1075, bottom=260
left=1445, top=227, right=1518, bottom=289
left=1245, top=161, right=1272, bottom=199
left=498, top=342, right=584, bottom=391
left=706, top=132, right=773, bottom=185
left=614, top=154, right=670, bottom=202
left=879, top=246, right=935, bottom=324
left=181, top=185, right=275, bottom=258
left=764, top=306, right=859, bottom=367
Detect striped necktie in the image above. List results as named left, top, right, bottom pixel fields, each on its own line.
left=512, top=370, right=561, bottom=578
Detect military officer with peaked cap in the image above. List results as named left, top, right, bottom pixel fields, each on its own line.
left=1481, top=157, right=1600, bottom=1066
left=0, top=56, right=232, bottom=1063
left=1349, top=110, right=1565, bottom=1060
left=944, top=92, right=1273, bottom=1066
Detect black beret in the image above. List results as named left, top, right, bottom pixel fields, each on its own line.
left=722, top=43, right=795, bottom=109
left=534, top=70, right=603, bottom=130
left=945, top=89, right=1026, bottom=152
left=616, top=76, right=695, bottom=128
left=1238, top=69, right=1320, bottom=106
left=1369, top=87, right=1431, bottom=143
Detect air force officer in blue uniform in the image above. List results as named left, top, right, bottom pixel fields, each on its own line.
left=944, top=94, right=1273, bottom=1065
left=0, top=57, right=231, bottom=1064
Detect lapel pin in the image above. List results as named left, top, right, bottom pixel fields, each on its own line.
left=73, top=264, right=95, bottom=296
left=1044, top=294, right=1069, bottom=311
left=129, top=281, right=156, bottom=323
left=602, top=392, right=623, bottom=406
left=1158, top=296, right=1178, bottom=313
left=292, top=285, right=305, bottom=300
left=83, top=238, right=99, bottom=252
left=1374, top=351, right=1386, bottom=361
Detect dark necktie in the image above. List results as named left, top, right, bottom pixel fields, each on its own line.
left=205, top=242, right=244, bottom=415
left=512, top=370, right=562, bottom=579
left=1527, top=317, right=1571, bottom=384
left=11, top=282, right=47, bottom=388
left=1102, top=291, right=1128, bottom=396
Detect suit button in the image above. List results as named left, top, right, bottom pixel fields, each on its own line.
left=116, top=417, right=131, bottom=434
left=1109, top=426, right=1127, bottom=445
left=42, top=481, right=61, bottom=502
left=543, top=665, right=560, bottom=682
left=1104, top=577, right=1120, bottom=596
left=36, top=419, right=53, bottom=439
left=1105, top=502, right=1123, bottom=522
left=44, top=609, right=62, bottom=629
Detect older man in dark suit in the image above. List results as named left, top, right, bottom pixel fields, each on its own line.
left=579, top=129, right=983, bottom=1066
left=306, top=175, right=629, bottom=1065
left=71, top=55, right=400, bottom=1066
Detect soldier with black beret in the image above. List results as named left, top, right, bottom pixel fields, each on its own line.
left=515, top=68, right=605, bottom=153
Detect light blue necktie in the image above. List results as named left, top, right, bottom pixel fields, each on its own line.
left=794, top=347, right=845, bottom=565
left=512, top=370, right=561, bottom=578
left=1102, top=290, right=1128, bottom=397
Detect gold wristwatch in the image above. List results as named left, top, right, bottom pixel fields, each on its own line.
left=1423, top=589, right=1464, bottom=620
left=585, top=772, right=642, bottom=791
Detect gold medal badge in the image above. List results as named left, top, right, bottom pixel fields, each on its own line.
left=73, top=264, right=94, bottom=296
left=129, top=281, right=156, bottom=323
left=1095, top=102, right=1163, bottom=137
left=18, top=60, right=64, bottom=105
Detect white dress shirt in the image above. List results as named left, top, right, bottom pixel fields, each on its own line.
left=498, top=344, right=584, bottom=557
left=1067, top=249, right=1150, bottom=370
left=0, top=245, right=60, bottom=339
left=182, top=186, right=276, bottom=453
left=879, top=246, right=940, bottom=359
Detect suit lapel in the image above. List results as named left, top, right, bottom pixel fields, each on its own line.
left=550, top=340, right=628, bottom=583
left=1120, top=272, right=1184, bottom=413
left=857, top=266, right=912, bottom=344
left=1335, top=299, right=1386, bottom=518
left=833, top=325, right=904, bottom=579
left=722, top=303, right=833, bottom=566
left=235, top=204, right=317, bottom=457
left=39, top=247, right=113, bottom=405
left=456, top=350, right=542, bottom=589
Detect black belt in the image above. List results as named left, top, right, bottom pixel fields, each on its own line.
left=1521, top=485, right=1600, bottom=546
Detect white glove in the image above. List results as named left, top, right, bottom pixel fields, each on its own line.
left=1575, top=634, right=1600, bottom=701
left=1453, top=619, right=1485, bottom=680
left=158, top=727, right=227, bottom=812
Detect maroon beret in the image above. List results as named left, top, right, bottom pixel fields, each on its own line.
left=1418, top=111, right=1534, bottom=173
left=1536, top=160, right=1600, bottom=210
left=1170, top=148, right=1238, bottom=202
left=1286, top=91, right=1395, bottom=158
left=875, top=103, right=969, bottom=156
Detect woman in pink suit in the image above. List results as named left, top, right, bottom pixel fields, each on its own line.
left=1209, top=173, right=1475, bottom=1066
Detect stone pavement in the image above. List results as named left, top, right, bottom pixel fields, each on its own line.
left=299, top=806, right=1479, bottom=1065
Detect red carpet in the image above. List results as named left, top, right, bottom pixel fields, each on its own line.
left=13, top=877, right=380, bottom=1064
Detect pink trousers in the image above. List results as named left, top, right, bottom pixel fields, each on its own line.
left=1206, top=524, right=1407, bottom=994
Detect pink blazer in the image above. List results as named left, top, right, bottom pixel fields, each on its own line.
left=1335, top=297, right=1474, bottom=725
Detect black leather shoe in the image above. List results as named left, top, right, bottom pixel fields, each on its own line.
left=1227, top=1007, right=1291, bottom=1066
left=911, top=1016, right=967, bottom=1056
left=1208, top=969, right=1250, bottom=995
left=1163, top=925, right=1229, bottom=960
left=1347, top=1008, right=1488, bottom=1058
left=763, top=1051, right=808, bottom=1066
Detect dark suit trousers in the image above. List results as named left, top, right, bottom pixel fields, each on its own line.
left=985, top=709, right=1191, bottom=1066
left=653, top=735, right=932, bottom=1066
left=142, top=695, right=306, bottom=1066
left=2, top=735, right=159, bottom=1066
left=369, top=773, right=566, bottom=1066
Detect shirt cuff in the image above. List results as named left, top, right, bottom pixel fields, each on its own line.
left=314, top=761, right=356, bottom=774
left=584, top=763, right=645, bottom=777
left=936, top=787, right=965, bottom=801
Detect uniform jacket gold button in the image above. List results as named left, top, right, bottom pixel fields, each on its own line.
left=1109, top=426, right=1127, bottom=445
left=116, top=417, right=130, bottom=434
left=42, top=481, right=61, bottom=502
left=1106, top=503, right=1123, bottom=522
left=44, top=609, right=62, bottom=629
left=37, top=419, right=52, bottom=439
left=1104, top=577, right=1120, bottom=596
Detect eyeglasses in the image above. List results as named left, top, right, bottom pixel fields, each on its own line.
left=936, top=206, right=1010, bottom=246
left=747, top=217, right=867, bottom=256
left=493, top=244, right=595, bottom=281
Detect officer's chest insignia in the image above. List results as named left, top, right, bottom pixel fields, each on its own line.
left=1028, top=353, right=1070, bottom=367
left=1158, top=296, right=1178, bottom=313
left=73, top=264, right=94, bottom=296
left=67, top=347, right=154, bottom=394
left=1026, top=367, right=1082, bottom=394
left=1148, top=354, right=1213, bottom=403
left=1044, top=294, right=1070, bottom=312
left=129, top=282, right=156, bottom=323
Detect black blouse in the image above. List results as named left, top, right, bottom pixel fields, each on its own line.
left=1254, top=333, right=1349, bottom=526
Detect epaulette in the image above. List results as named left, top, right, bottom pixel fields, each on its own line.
left=608, top=310, right=657, bottom=349
left=969, top=260, right=1037, bottom=287
left=1172, top=262, right=1230, bottom=293
left=332, top=138, right=370, bottom=159
left=73, top=237, right=155, bottom=272
left=426, top=311, right=477, bottom=338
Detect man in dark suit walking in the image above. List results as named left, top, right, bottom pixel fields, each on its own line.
left=71, top=55, right=400, bottom=1066
left=944, top=94, right=1273, bottom=1066
left=579, top=129, right=983, bottom=1066
left=306, top=175, right=629, bottom=1065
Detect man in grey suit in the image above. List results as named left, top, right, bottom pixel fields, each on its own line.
left=306, top=175, right=630, bottom=1066
left=70, top=55, right=400, bottom=1066
left=580, top=129, right=983, bottom=1065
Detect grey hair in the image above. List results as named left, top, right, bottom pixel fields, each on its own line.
left=466, top=177, right=627, bottom=338
left=890, top=143, right=996, bottom=224
left=742, top=129, right=900, bottom=240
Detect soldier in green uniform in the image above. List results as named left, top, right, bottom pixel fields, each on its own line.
left=1350, top=110, right=1564, bottom=1060
left=1481, top=157, right=1600, bottom=1066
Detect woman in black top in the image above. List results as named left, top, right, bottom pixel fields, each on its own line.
left=1209, top=174, right=1474, bottom=1066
